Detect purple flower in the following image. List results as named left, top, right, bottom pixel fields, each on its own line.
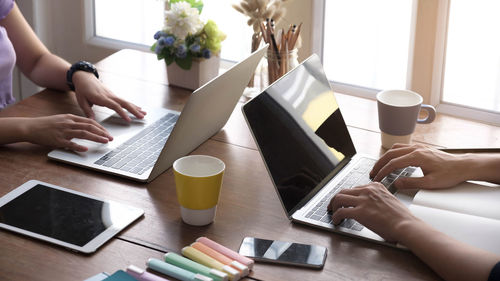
left=154, top=44, right=164, bottom=55
left=189, top=44, right=201, bottom=53
left=164, top=36, right=175, bottom=46
left=154, top=31, right=162, bottom=40
left=176, top=44, right=187, bottom=58
left=158, top=37, right=166, bottom=46
left=202, top=48, right=211, bottom=59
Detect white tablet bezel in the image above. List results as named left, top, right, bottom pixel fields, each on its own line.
left=0, top=180, right=144, bottom=253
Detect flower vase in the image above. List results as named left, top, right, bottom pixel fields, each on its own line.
left=166, top=55, right=220, bottom=90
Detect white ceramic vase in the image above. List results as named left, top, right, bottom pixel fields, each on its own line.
left=166, top=55, right=220, bottom=91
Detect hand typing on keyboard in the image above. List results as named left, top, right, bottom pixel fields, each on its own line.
left=370, top=143, right=471, bottom=190
left=327, top=182, right=417, bottom=242
left=327, top=144, right=500, bottom=281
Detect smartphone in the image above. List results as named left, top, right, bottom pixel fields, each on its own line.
left=238, top=237, right=327, bottom=269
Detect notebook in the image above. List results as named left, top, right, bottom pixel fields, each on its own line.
left=48, top=45, right=268, bottom=182
left=409, top=181, right=500, bottom=255
left=242, top=54, right=421, bottom=245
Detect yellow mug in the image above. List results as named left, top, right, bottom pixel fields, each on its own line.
left=173, top=155, right=225, bottom=226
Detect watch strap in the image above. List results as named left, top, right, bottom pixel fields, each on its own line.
left=66, top=60, right=99, bottom=91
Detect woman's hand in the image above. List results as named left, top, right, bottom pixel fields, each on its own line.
left=328, top=182, right=420, bottom=242
left=72, top=71, right=146, bottom=122
left=24, top=114, right=113, bottom=152
left=370, top=143, right=471, bottom=190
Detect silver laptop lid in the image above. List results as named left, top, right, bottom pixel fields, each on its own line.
left=242, top=54, right=356, bottom=217
left=147, top=44, right=269, bottom=181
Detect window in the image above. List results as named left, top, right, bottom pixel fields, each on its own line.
left=92, top=0, right=252, bottom=62
left=442, top=1, right=500, bottom=113
left=323, top=0, right=413, bottom=91
left=202, top=0, right=253, bottom=62
left=89, top=0, right=500, bottom=124
left=94, top=0, right=164, bottom=48
left=320, top=0, right=500, bottom=124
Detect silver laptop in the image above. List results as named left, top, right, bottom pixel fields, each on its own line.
left=48, top=45, right=268, bottom=182
left=242, top=54, right=422, bottom=245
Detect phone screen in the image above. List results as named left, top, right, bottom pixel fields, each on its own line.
left=238, top=237, right=327, bottom=268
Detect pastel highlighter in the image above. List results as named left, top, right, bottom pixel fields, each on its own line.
left=196, top=237, right=254, bottom=270
left=192, top=242, right=249, bottom=277
left=164, top=252, right=228, bottom=281
left=182, top=246, right=240, bottom=281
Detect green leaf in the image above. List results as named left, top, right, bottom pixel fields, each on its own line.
left=150, top=42, right=157, bottom=52
left=175, top=56, right=193, bottom=70
left=165, top=56, right=175, bottom=65
left=169, top=0, right=203, bottom=13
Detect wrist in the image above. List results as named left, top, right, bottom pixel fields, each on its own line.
left=18, top=118, right=34, bottom=143
left=71, top=71, right=95, bottom=89
left=463, top=153, right=500, bottom=183
left=66, top=61, right=99, bottom=91
left=452, top=153, right=478, bottom=182
left=395, top=218, right=430, bottom=247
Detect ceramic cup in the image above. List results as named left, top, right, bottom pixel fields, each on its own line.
left=173, top=155, right=225, bottom=226
left=377, top=89, right=436, bottom=149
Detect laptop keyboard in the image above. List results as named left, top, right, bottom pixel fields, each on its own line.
left=93, top=113, right=179, bottom=175
left=305, top=157, right=416, bottom=231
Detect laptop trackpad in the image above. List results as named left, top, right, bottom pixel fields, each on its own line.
left=71, top=115, right=147, bottom=155
left=102, top=114, right=147, bottom=127
left=100, top=114, right=148, bottom=138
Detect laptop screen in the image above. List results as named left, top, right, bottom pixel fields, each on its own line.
left=243, top=54, right=356, bottom=215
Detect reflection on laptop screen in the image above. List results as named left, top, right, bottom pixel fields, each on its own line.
left=244, top=55, right=355, bottom=214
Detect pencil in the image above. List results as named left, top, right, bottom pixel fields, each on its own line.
left=270, top=33, right=281, bottom=65
left=290, top=22, right=302, bottom=50
left=260, top=22, right=268, bottom=43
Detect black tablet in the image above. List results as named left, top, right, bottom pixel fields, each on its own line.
left=0, top=180, right=144, bottom=253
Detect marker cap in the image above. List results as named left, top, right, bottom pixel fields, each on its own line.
left=127, top=264, right=171, bottom=281
left=127, top=265, right=144, bottom=275
left=164, top=252, right=228, bottom=281
left=194, top=274, right=213, bottom=281
left=230, top=261, right=249, bottom=277
left=222, top=265, right=240, bottom=280
left=196, top=237, right=254, bottom=270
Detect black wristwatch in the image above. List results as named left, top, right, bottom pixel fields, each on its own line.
left=66, top=60, right=99, bottom=91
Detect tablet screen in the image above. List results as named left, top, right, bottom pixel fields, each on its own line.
left=0, top=183, right=133, bottom=247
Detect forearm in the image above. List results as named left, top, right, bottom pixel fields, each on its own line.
left=398, top=220, right=499, bottom=281
left=1, top=3, right=71, bottom=92
left=0, top=118, right=31, bottom=144
left=459, top=154, right=500, bottom=184
left=27, top=53, right=71, bottom=92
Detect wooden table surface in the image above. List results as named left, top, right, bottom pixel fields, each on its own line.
left=1, top=49, right=499, bottom=281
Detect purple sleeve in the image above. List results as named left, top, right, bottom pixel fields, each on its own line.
left=0, top=0, right=14, bottom=20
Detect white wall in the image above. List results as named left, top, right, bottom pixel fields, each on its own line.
left=13, top=0, right=115, bottom=100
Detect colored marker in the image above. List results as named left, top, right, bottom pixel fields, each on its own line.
left=147, top=258, right=213, bottom=281
left=127, top=265, right=171, bottom=281
left=164, top=252, right=228, bottom=281
left=182, top=247, right=240, bottom=281
left=196, top=237, right=254, bottom=270
left=191, top=242, right=249, bottom=277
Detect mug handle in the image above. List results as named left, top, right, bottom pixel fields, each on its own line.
left=417, top=104, right=436, bottom=124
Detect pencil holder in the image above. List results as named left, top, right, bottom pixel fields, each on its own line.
left=265, top=48, right=299, bottom=86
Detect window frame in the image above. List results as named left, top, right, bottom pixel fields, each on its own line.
left=84, top=0, right=153, bottom=52
left=85, top=0, right=500, bottom=125
left=84, top=0, right=238, bottom=69
left=429, top=0, right=500, bottom=125
left=313, top=0, right=500, bottom=125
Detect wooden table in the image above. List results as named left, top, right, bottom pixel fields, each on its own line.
left=1, top=49, right=499, bottom=281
